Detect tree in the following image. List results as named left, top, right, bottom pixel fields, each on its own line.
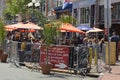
left=59, top=15, right=77, bottom=44
left=41, top=22, right=60, bottom=74
left=0, top=18, right=8, bottom=62
left=42, top=22, right=60, bottom=64
left=59, top=15, right=77, bottom=26
left=4, top=0, right=48, bottom=27
left=0, top=18, right=6, bottom=50
left=30, top=9, right=47, bottom=27
left=4, top=0, right=31, bottom=23
left=4, top=0, right=31, bottom=18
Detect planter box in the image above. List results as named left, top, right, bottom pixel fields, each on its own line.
left=41, top=64, right=52, bottom=74
left=0, top=54, right=8, bottom=62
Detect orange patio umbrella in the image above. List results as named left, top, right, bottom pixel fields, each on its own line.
left=5, top=22, right=25, bottom=29
left=28, top=29, right=35, bottom=32
left=5, top=28, right=16, bottom=31
left=24, top=22, right=43, bottom=30
left=5, top=22, right=43, bottom=30
left=59, top=23, right=85, bottom=34
left=20, top=29, right=35, bottom=32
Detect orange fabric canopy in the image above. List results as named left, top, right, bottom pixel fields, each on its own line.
left=59, top=23, right=85, bottom=34
left=5, top=28, right=16, bottom=31
left=20, top=29, right=35, bottom=32
left=24, top=22, right=43, bottom=30
left=5, top=22, right=43, bottom=30
left=5, top=22, right=25, bottom=29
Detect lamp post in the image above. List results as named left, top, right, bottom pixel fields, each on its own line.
left=27, top=0, right=40, bottom=23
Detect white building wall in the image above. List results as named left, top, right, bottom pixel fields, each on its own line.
left=72, top=0, right=94, bottom=26
left=100, top=0, right=120, bottom=5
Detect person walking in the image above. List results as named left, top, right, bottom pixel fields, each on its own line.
left=110, top=31, right=120, bottom=61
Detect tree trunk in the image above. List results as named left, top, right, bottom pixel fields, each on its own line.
left=46, top=47, right=49, bottom=64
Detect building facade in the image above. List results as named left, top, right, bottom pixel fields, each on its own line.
left=99, top=0, right=120, bottom=35
left=72, top=0, right=120, bottom=35
left=72, top=0, right=96, bottom=27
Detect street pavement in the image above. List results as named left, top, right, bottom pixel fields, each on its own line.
left=0, top=63, right=97, bottom=80
left=98, top=61, right=120, bottom=80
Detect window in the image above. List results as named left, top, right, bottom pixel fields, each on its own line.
left=112, top=3, right=120, bottom=20
left=99, top=6, right=104, bottom=21
left=80, top=7, right=90, bottom=24
left=118, top=5, right=120, bottom=19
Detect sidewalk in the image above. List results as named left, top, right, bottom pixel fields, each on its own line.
left=98, top=62, right=120, bottom=80
left=25, top=62, right=102, bottom=77
left=25, top=62, right=74, bottom=73
left=0, top=63, right=97, bottom=80
left=24, top=59, right=120, bottom=80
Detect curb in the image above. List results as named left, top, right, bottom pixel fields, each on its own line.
left=97, top=73, right=104, bottom=80
left=25, top=63, right=102, bottom=77
left=25, top=63, right=71, bottom=74
left=86, top=72, right=101, bottom=77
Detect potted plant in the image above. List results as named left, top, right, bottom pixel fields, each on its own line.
left=41, top=22, right=60, bottom=74
left=0, top=18, right=7, bottom=62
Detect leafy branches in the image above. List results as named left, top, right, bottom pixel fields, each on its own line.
left=43, top=22, right=60, bottom=47
left=59, top=15, right=77, bottom=26
left=4, top=0, right=31, bottom=21
left=0, top=19, right=6, bottom=49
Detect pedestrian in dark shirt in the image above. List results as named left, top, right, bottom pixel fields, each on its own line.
left=111, top=32, right=120, bottom=61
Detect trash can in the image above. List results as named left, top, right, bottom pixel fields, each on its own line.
left=105, top=42, right=116, bottom=65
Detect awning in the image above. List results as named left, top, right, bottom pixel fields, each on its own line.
left=73, top=0, right=96, bottom=9
left=53, top=3, right=72, bottom=13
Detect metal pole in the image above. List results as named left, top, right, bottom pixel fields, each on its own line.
left=94, top=0, right=99, bottom=28
left=106, top=0, right=111, bottom=73
left=107, top=23, right=111, bottom=73
left=94, top=0, right=99, bottom=72
left=104, top=0, right=111, bottom=73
